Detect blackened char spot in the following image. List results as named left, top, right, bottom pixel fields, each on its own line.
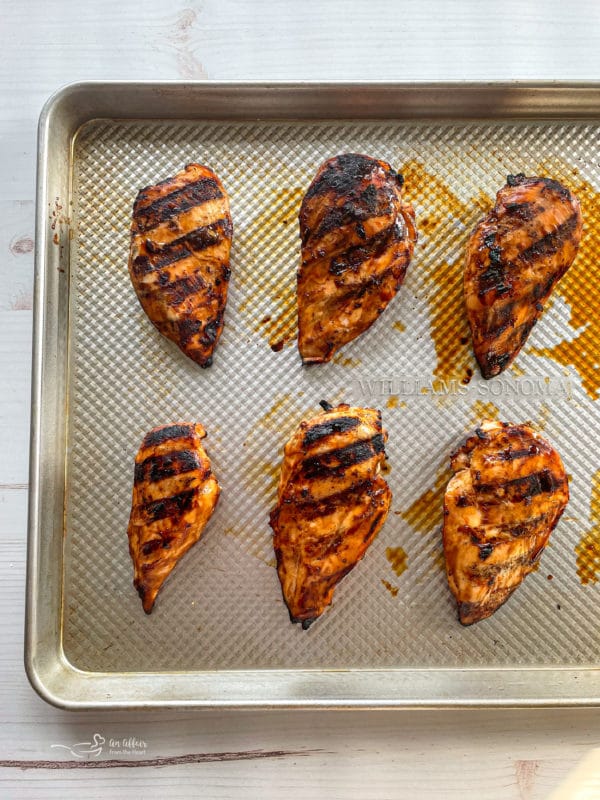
left=503, top=201, right=535, bottom=221
left=515, top=212, right=579, bottom=264
left=326, top=262, right=401, bottom=309
left=329, top=223, right=396, bottom=276
left=132, top=218, right=231, bottom=276
left=364, top=510, right=385, bottom=542
left=152, top=272, right=207, bottom=304
left=141, top=488, right=196, bottom=523
left=302, top=434, right=385, bottom=479
left=294, top=481, right=386, bottom=520
left=304, top=154, right=388, bottom=200
left=134, top=449, right=201, bottom=484
left=512, top=317, right=537, bottom=349
left=360, top=183, right=379, bottom=213
left=141, top=539, right=163, bottom=556
left=455, top=495, right=472, bottom=507
left=480, top=351, right=512, bottom=378
left=477, top=468, right=564, bottom=503
left=457, top=600, right=480, bottom=625
left=538, top=176, right=572, bottom=200
left=478, top=259, right=510, bottom=297
left=488, top=246, right=502, bottom=265
left=490, top=445, right=540, bottom=463
left=506, top=173, right=526, bottom=187
left=302, top=154, right=398, bottom=243
left=532, top=274, right=557, bottom=301
left=135, top=580, right=147, bottom=602
left=201, top=319, right=220, bottom=346
left=134, top=178, right=223, bottom=233
left=478, top=543, right=494, bottom=560
left=178, top=318, right=201, bottom=346
left=485, top=302, right=515, bottom=337
left=478, top=552, right=541, bottom=581
left=313, top=198, right=386, bottom=241
left=143, top=424, right=194, bottom=449
left=508, top=512, right=551, bottom=537
left=303, top=415, right=360, bottom=446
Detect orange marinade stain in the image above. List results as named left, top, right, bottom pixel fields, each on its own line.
left=386, top=395, right=399, bottom=409
left=401, top=465, right=451, bottom=535
left=528, top=162, right=600, bottom=399
left=536, top=402, right=551, bottom=432
left=255, top=394, right=294, bottom=432
left=385, top=546, right=408, bottom=577
left=576, top=469, right=600, bottom=584
left=223, top=525, right=277, bottom=567
left=381, top=578, right=399, bottom=597
left=237, top=187, right=303, bottom=351
left=400, top=161, right=483, bottom=383
left=469, top=400, right=500, bottom=427
left=430, top=548, right=446, bottom=573
left=332, top=353, right=362, bottom=367
left=260, top=461, right=281, bottom=501
left=242, top=395, right=299, bottom=502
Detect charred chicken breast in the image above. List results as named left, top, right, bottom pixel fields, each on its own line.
left=127, top=422, right=220, bottom=613
left=465, top=174, right=582, bottom=378
left=270, top=401, right=391, bottom=628
left=297, top=154, right=417, bottom=363
left=129, top=163, right=233, bottom=367
left=443, top=419, right=569, bottom=625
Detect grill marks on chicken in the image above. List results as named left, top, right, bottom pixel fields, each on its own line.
left=129, top=164, right=233, bottom=367
left=127, top=422, right=220, bottom=613
left=443, top=419, right=569, bottom=625
left=465, top=174, right=582, bottom=378
left=297, top=154, right=417, bottom=364
left=270, top=402, right=391, bottom=628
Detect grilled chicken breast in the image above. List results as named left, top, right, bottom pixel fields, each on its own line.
left=127, top=422, right=220, bottom=613
left=128, top=163, right=233, bottom=367
left=443, top=419, right=568, bottom=625
left=297, top=154, right=417, bottom=364
left=465, top=174, right=582, bottom=378
left=269, top=401, right=391, bottom=628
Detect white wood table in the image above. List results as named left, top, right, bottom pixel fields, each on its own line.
left=3, top=2, right=600, bottom=797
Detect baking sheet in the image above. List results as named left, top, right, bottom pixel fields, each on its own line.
left=63, top=116, right=599, bottom=673
left=26, top=83, right=600, bottom=707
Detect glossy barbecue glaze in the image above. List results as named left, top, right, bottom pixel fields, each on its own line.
left=297, top=154, right=417, bottom=363
left=270, top=401, right=391, bottom=628
left=127, top=422, right=220, bottom=613
left=443, top=419, right=569, bottom=625
left=129, top=163, right=232, bottom=367
left=464, top=174, right=582, bottom=378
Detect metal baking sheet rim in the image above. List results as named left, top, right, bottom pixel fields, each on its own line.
left=25, top=80, right=600, bottom=710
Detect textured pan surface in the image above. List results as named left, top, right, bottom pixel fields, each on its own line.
left=63, top=117, right=600, bottom=672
